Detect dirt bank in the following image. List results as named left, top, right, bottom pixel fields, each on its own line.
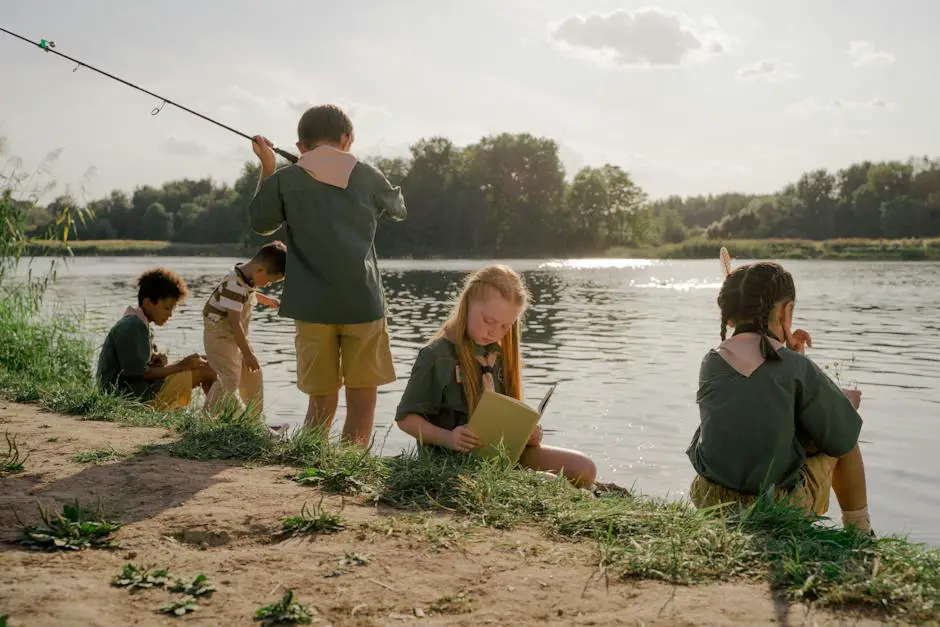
left=0, top=402, right=883, bottom=626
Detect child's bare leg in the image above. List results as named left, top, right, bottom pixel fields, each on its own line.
left=832, top=444, right=870, bottom=530
left=519, top=445, right=597, bottom=489
left=343, top=386, right=377, bottom=446
left=305, top=393, right=339, bottom=437
left=191, top=363, right=217, bottom=394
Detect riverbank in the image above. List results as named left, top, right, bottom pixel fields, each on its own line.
left=0, top=402, right=902, bottom=626
left=25, top=237, right=940, bottom=261
left=1, top=291, right=939, bottom=625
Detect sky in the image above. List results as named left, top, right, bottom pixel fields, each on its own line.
left=1, top=0, right=938, bottom=203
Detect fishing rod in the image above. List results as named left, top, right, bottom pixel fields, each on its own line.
left=0, top=26, right=299, bottom=163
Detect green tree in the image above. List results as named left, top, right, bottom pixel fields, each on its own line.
left=141, top=202, right=173, bottom=241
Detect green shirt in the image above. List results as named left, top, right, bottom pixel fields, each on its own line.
left=248, top=161, right=406, bottom=324
left=395, top=337, right=505, bottom=432
left=687, top=348, right=862, bottom=494
left=95, top=315, right=162, bottom=399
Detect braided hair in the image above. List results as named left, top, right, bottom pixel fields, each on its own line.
left=717, top=262, right=796, bottom=361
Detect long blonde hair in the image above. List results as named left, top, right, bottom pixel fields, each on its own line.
left=437, top=264, right=529, bottom=413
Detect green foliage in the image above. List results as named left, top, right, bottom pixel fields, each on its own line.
left=280, top=497, right=346, bottom=537
left=169, top=573, right=215, bottom=597
left=7, top=134, right=940, bottom=257
left=112, top=563, right=170, bottom=591
left=159, top=596, right=198, bottom=617
left=71, top=446, right=124, bottom=464
left=16, top=500, right=122, bottom=551
left=254, top=590, right=314, bottom=625
left=1, top=431, right=28, bottom=473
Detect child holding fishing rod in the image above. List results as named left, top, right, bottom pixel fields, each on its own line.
left=686, top=250, right=872, bottom=533
left=247, top=104, right=407, bottom=446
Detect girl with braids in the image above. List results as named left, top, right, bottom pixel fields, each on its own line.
left=686, top=261, right=872, bottom=533
left=395, top=265, right=597, bottom=488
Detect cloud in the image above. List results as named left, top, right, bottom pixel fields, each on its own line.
left=286, top=99, right=391, bottom=118
left=847, top=41, right=895, bottom=68
left=830, top=97, right=894, bottom=110
left=788, top=97, right=895, bottom=115
left=231, top=85, right=287, bottom=112
left=737, top=59, right=799, bottom=82
left=164, top=138, right=209, bottom=157
left=549, top=7, right=727, bottom=67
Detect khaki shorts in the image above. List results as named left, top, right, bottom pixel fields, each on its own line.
left=150, top=370, right=193, bottom=411
left=295, top=318, right=396, bottom=396
left=203, top=321, right=263, bottom=413
left=689, top=454, right=838, bottom=516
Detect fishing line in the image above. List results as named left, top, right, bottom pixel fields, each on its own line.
left=0, top=26, right=299, bottom=163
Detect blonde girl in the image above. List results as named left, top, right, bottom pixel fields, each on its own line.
left=395, top=264, right=597, bottom=488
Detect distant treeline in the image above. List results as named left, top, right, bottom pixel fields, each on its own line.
left=8, top=132, right=940, bottom=257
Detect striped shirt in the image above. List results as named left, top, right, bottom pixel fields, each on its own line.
left=203, top=266, right=255, bottom=322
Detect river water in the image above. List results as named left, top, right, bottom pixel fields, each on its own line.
left=16, top=256, right=940, bottom=545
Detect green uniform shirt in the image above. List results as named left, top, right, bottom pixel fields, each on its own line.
left=687, top=348, right=862, bottom=494
left=95, top=315, right=161, bottom=399
left=395, top=337, right=505, bottom=432
left=248, top=161, right=406, bottom=324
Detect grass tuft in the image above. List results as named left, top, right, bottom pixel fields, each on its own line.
left=15, top=500, right=122, bottom=551
left=71, top=446, right=124, bottom=464
left=169, top=573, right=215, bottom=598
left=112, top=563, right=170, bottom=591
left=1, top=431, right=28, bottom=473
left=254, top=589, right=314, bottom=625
left=281, top=497, right=346, bottom=537
left=159, top=596, right=198, bottom=617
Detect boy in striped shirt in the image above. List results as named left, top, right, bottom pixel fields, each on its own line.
left=202, top=240, right=287, bottom=414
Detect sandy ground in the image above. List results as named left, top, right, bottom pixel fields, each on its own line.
left=0, top=401, right=886, bottom=627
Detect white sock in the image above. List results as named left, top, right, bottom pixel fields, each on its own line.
left=842, top=506, right=871, bottom=531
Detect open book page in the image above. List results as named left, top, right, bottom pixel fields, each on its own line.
left=537, top=382, right=558, bottom=416
left=466, top=390, right=540, bottom=462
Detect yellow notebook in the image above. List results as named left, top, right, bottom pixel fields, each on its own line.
left=466, top=383, right=557, bottom=463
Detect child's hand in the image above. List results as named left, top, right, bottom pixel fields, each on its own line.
left=150, top=353, right=168, bottom=367
left=527, top=424, right=543, bottom=446
left=842, top=388, right=862, bottom=410
left=251, top=135, right=277, bottom=172
left=244, top=352, right=260, bottom=373
left=256, top=293, right=280, bottom=309
left=448, top=425, right=481, bottom=453
left=181, top=353, right=208, bottom=370
left=788, top=328, right=813, bottom=354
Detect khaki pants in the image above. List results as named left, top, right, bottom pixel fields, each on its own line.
left=150, top=371, right=193, bottom=411
left=295, top=318, right=396, bottom=396
left=689, top=454, right=838, bottom=516
left=203, top=320, right=263, bottom=413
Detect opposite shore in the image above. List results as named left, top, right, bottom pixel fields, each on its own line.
left=23, top=237, right=940, bottom=261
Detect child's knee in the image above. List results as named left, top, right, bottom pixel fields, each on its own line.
left=557, top=452, right=596, bottom=487
left=571, top=455, right=597, bottom=486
